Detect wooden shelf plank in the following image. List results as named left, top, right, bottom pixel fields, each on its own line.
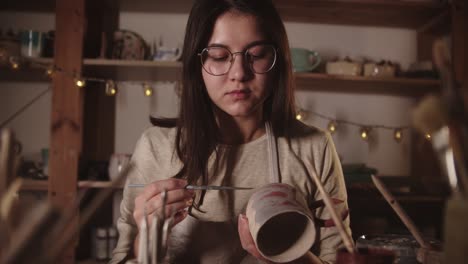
left=273, top=0, right=448, bottom=29
left=2, top=0, right=447, bottom=29
left=117, top=0, right=449, bottom=29
left=20, top=179, right=124, bottom=190
left=2, top=58, right=439, bottom=96
left=83, top=58, right=181, bottom=68
left=78, top=180, right=123, bottom=189
left=294, top=72, right=439, bottom=96
left=20, top=178, right=48, bottom=191
left=82, top=60, right=440, bottom=97
left=82, top=59, right=182, bottom=81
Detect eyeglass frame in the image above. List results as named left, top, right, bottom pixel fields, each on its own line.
left=197, top=43, right=278, bottom=76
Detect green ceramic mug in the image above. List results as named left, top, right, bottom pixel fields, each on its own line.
left=290, top=48, right=321, bottom=72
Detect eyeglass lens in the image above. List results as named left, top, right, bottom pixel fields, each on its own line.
left=200, top=44, right=276, bottom=76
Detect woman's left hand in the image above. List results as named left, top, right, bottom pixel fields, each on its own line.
left=238, top=214, right=273, bottom=263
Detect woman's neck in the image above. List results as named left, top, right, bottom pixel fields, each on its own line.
left=217, top=113, right=266, bottom=145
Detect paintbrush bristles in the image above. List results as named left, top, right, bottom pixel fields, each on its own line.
left=412, top=95, right=447, bottom=135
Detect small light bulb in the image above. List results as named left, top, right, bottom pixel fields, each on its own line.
left=360, top=127, right=371, bottom=141
left=328, top=121, right=337, bottom=134
left=75, top=78, right=86, bottom=87
left=9, top=56, right=20, bottom=70
left=425, top=133, right=432, bottom=141
left=46, top=66, right=55, bottom=77
left=105, top=80, right=117, bottom=96
left=394, top=129, right=403, bottom=143
left=295, top=108, right=308, bottom=121
left=143, top=83, right=153, bottom=97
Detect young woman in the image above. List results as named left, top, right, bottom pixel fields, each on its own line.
left=110, top=0, right=350, bottom=263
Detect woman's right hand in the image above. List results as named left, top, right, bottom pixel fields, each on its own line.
left=133, top=178, right=194, bottom=230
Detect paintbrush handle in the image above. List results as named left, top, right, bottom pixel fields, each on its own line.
left=371, top=175, right=427, bottom=248
left=311, top=170, right=355, bottom=253
left=128, top=183, right=253, bottom=190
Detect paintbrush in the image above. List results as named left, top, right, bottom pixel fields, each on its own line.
left=310, top=169, right=355, bottom=253
left=128, top=183, right=253, bottom=190
left=371, top=175, right=428, bottom=249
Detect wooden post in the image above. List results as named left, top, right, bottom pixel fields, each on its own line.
left=452, top=0, right=467, bottom=112
left=0, top=129, right=15, bottom=194
left=49, top=0, right=85, bottom=262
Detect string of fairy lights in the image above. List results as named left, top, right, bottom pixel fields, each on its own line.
left=8, top=56, right=155, bottom=97
left=294, top=108, right=420, bottom=143
left=6, top=55, right=433, bottom=143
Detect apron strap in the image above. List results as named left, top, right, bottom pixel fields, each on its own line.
left=266, top=122, right=281, bottom=183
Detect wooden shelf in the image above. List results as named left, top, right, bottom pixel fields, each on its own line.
left=295, top=72, right=439, bottom=96
left=0, top=58, right=181, bottom=82
left=117, top=0, right=449, bottom=29
left=21, top=178, right=48, bottom=191
left=78, top=180, right=124, bottom=189
left=1, top=58, right=439, bottom=96
left=83, top=58, right=180, bottom=68
left=82, top=59, right=182, bottom=81
left=274, top=0, right=448, bottom=29
left=1, top=0, right=448, bottom=29
left=20, top=179, right=124, bottom=191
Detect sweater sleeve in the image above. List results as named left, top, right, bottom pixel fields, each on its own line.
left=109, top=130, right=163, bottom=264
left=311, top=133, right=352, bottom=263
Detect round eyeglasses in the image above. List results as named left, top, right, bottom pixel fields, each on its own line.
left=198, top=44, right=277, bottom=76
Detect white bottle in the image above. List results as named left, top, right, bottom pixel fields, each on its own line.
left=108, top=226, right=118, bottom=259
left=95, top=227, right=108, bottom=261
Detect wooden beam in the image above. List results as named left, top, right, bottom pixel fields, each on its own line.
left=49, top=0, right=85, bottom=262
left=452, top=0, right=468, bottom=112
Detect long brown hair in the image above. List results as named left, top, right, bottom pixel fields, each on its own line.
left=151, top=0, right=296, bottom=191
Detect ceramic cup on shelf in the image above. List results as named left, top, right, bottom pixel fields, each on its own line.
left=245, top=183, right=316, bottom=263
left=108, top=153, right=131, bottom=181
left=20, top=30, right=45, bottom=58
left=153, top=45, right=182, bottom=61
left=290, top=48, right=321, bottom=72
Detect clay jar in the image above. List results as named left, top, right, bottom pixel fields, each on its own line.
left=245, top=183, right=316, bottom=263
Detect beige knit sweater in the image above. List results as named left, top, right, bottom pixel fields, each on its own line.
left=110, top=121, right=351, bottom=264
